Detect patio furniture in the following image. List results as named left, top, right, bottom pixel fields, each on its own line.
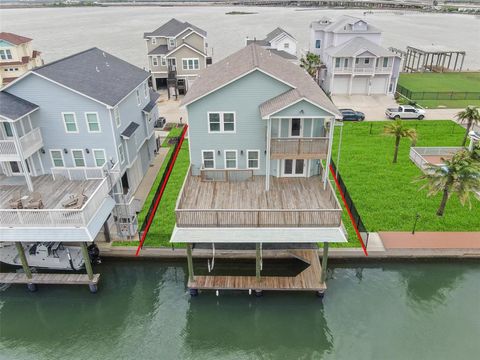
left=8, top=192, right=23, bottom=209
left=61, top=194, right=77, bottom=208
left=62, top=188, right=87, bottom=209
left=25, top=192, right=44, bottom=209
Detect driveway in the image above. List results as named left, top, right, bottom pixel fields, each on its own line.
left=156, top=89, right=187, bottom=125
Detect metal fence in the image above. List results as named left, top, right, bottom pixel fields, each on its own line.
left=330, top=160, right=369, bottom=249
left=396, top=84, right=480, bottom=101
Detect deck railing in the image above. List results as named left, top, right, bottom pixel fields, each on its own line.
left=51, top=161, right=120, bottom=184
left=271, top=137, right=329, bottom=158
left=0, top=128, right=43, bottom=159
left=0, top=140, right=17, bottom=156
left=200, top=168, right=254, bottom=182
left=409, top=147, right=463, bottom=169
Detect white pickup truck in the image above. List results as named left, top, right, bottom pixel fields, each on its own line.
left=385, top=105, right=426, bottom=120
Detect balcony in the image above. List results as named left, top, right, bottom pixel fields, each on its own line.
left=175, top=168, right=342, bottom=228
left=0, top=127, right=43, bottom=161
left=375, top=66, right=393, bottom=74
left=270, top=137, right=329, bottom=160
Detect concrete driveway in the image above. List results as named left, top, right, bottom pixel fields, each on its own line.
left=156, top=89, right=187, bottom=124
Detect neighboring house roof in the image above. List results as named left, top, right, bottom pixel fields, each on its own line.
left=246, top=39, right=269, bottom=47
left=0, top=91, right=39, bottom=121
left=148, top=45, right=169, bottom=56
left=268, top=49, right=297, bottom=60
left=265, top=27, right=295, bottom=42
left=0, top=32, right=32, bottom=45
left=144, top=18, right=207, bottom=38
left=142, top=90, right=160, bottom=113
left=182, top=44, right=340, bottom=118
left=121, top=122, right=140, bottom=139
left=166, top=43, right=206, bottom=57
left=29, top=47, right=150, bottom=107
left=326, top=37, right=394, bottom=57
left=312, top=15, right=380, bottom=34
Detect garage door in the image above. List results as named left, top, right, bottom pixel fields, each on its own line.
left=370, top=76, right=388, bottom=94
left=351, top=77, right=369, bottom=94
left=331, top=76, right=350, bottom=94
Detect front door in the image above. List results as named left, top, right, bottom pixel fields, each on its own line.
left=167, top=58, right=176, bottom=71
left=282, top=159, right=306, bottom=177
left=290, top=118, right=302, bottom=137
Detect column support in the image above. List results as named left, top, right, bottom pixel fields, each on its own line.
left=265, top=117, right=271, bottom=191
left=80, top=242, right=93, bottom=280
left=256, top=243, right=261, bottom=282
left=320, top=242, right=329, bottom=284
left=186, top=243, right=194, bottom=282
left=323, top=117, right=335, bottom=189
left=15, top=242, right=32, bottom=279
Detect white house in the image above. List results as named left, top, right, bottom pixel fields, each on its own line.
left=246, top=27, right=298, bottom=61
left=310, top=16, right=401, bottom=95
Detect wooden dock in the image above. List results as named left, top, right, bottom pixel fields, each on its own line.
left=188, top=249, right=326, bottom=292
left=0, top=272, right=100, bottom=285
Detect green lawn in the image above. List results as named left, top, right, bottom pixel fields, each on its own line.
left=397, top=72, right=480, bottom=108
left=331, top=120, right=480, bottom=232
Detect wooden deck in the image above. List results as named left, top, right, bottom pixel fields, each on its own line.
left=0, top=175, right=100, bottom=210
left=0, top=272, right=100, bottom=285
left=188, top=250, right=326, bottom=292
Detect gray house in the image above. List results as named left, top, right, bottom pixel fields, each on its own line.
left=144, top=18, right=210, bottom=94
left=173, top=44, right=346, bottom=294
left=0, top=48, right=158, bottom=243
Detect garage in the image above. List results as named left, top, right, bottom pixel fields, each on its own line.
left=331, top=75, right=350, bottom=94
left=351, top=77, right=369, bottom=94
left=370, top=76, right=388, bottom=94
left=154, top=76, right=167, bottom=90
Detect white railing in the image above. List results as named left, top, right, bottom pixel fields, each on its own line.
left=334, top=67, right=353, bottom=74
left=0, top=140, right=17, bottom=156
left=410, top=147, right=463, bottom=170
left=200, top=168, right=254, bottom=182
left=354, top=67, right=375, bottom=74
left=271, top=137, right=329, bottom=158
left=19, top=127, right=43, bottom=158
left=375, top=66, right=393, bottom=73
left=51, top=161, right=120, bottom=182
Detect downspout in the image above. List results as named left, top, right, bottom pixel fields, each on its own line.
left=323, top=117, right=335, bottom=190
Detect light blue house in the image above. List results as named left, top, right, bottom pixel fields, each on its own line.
left=0, top=48, right=159, bottom=243
left=172, top=44, right=346, bottom=295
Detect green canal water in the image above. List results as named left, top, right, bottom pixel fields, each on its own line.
left=0, top=259, right=479, bottom=360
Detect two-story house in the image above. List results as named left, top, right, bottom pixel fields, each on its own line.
left=144, top=18, right=209, bottom=94
left=310, top=16, right=401, bottom=95
left=172, top=44, right=346, bottom=295
left=0, top=48, right=159, bottom=246
left=0, top=32, right=43, bottom=87
left=246, top=27, right=298, bottom=62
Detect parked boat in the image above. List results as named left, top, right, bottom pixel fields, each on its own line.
left=0, top=242, right=100, bottom=271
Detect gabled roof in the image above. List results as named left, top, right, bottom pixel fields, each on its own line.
left=264, top=27, right=295, bottom=42
left=312, top=15, right=380, bottom=34
left=0, top=91, right=39, bottom=121
left=326, top=37, right=394, bottom=57
left=148, top=45, right=169, bottom=56
left=144, top=18, right=206, bottom=38
left=29, top=48, right=150, bottom=107
left=181, top=44, right=340, bottom=118
left=0, top=32, right=32, bottom=45
left=166, top=43, right=206, bottom=57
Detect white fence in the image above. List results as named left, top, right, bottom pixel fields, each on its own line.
left=410, top=147, right=463, bottom=170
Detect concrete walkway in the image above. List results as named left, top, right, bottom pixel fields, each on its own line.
left=379, top=231, right=480, bottom=249
left=157, top=89, right=187, bottom=125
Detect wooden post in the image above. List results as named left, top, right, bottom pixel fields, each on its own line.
left=15, top=242, right=32, bottom=279
left=80, top=242, right=93, bottom=280
left=256, top=242, right=261, bottom=282
left=186, top=243, right=194, bottom=282
left=320, top=242, right=329, bottom=284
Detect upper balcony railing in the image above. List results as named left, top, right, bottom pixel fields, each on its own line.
left=333, top=65, right=392, bottom=75
left=270, top=137, right=329, bottom=159
left=52, top=161, right=121, bottom=188
left=0, top=127, right=43, bottom=160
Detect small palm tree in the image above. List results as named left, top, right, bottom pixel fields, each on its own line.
left=383, top=120, right=417, bottom=163
left=300, top=52, right=322, bottom=79
left=456, top=106, right=480, bottom=147
left=418, top=150, right=480, bottom=216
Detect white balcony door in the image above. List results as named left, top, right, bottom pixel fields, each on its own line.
left=282, top=159, right=306, bottom=177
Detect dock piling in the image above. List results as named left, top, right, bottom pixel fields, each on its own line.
left=15, top=242, right=37, bottom=292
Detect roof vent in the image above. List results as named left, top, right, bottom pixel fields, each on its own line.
left=105, top=62, right=110, bottom=67
left=102, top=52, right=106, bottom=58
left=96, top=66, right=100, bottom=72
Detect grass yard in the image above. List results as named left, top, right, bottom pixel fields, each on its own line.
left=114, top=126, right=190, bottom=247
left=397, top=72, right=480, bottom=108
left=332, top=120, right=480, bottom=233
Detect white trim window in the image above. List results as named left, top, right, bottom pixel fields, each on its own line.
left=72, top=149, right=86, bottom=167
left=50, top=150, right=64, bottom=167
left=136, top=89, right=141, bottom=106
left=152, top=37, right=157, bottom=45
left=224, top=150, right=237, bottom=169
left=113, top=107, right=121, bottom=127
left=161, top=56, right=167, bottom=66
left=144, top=82, right=148, bottom=98
left=168, top=38, right=176, bottom=48
left=383, top=57, right=389, bottom=67
left=93, top=149, right=106, bottom=167
left=118, top=143, right=126, bottom=164
left=62, top=112, right=78, bottom=133
left=0, top=49, right=12, bottom=60
left=85, top=112, right=101, bottom=132
left=202, top=150, right=215, bottom=169
left=152, top=57, right=158, bottom=66
left=247, top=150, right=260, bottom=170
left=208, top=112, right=235, bottom=133
left=182, top=58, right=199, bottom=70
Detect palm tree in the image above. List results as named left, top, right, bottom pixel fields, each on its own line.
left=300, top=52, right=322, bottom=79
left=455, top=106, right=480, bottom=147
left=418, top=150, right=480, bottom=216
left=383, top=120, right=417, bottom=163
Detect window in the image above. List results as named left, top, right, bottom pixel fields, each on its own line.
left=182, top=58, right=199, bottom=70
left=208, top=112, right=235, bottom=133
left=85, top=112, right=100, bottom=132
left=118, top=144, right=126, bottom=164
left=247, top=150, right=260, bottom=169
left=152, top=37, right=156, bottom=45
left=315, top=40, right=321, bottom=49
left=202, top=150, right=215, bottom=169
left=144, top=82, right=148, bottom=98
left=284, top=43, right=289, bottom=49
left=0, top=49, right=12, bottom=60
left=152, top=57, right=158, bottom=66
left=364, top=58, right=370, bottom=64
left=136, top=89, right=141, bottom=106
left=3, top=122, right=13, bottom=137
left=168, top=38, right=175, bottom=48
left=224, top=150, right=237, bottom=169
left=113, top=107, right=121, bottom=127
left=344, top=58, right=348, bottom=67
left=383, top=57, right=389, bottom=67
left=93, top=149, right=106, bottom=167
left=161, top=56, right=166, bottom=66
left=62, top=112, right=78, bottom=133
left=355, top=58, right=359, bottom=64
left=72, top=150, right=85, bottom=167
left=335, top=58, right=341, bottom=68
left=50, top=150, right=64, bottom=167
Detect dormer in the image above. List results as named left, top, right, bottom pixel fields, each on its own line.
left=167, top=37, right=176, bottom=50
left=351, top=20, right=368, bottom=32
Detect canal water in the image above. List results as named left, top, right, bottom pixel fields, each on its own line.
left=0, top=259, right=479, bottom=360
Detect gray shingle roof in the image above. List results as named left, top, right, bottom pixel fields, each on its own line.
left=326, top=37, right=394, bottom=57
left=268, top=49, right=297, bottom=60
left=33, top=48, right=150, bottom=107
left=0, top=91, right=39, bottom=121
left=312, top=15, right=380, bottom=34
left=148, top=45, right=169, bottom=56
left=144, top=18, right=206, bottom=38
left=182, top=44, right=340, bottom=118
left=142, top=90, right=160, bottom=113
left=121, top=122, right=140, bottom=139
left=265, top=27, right=295, bottom=42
